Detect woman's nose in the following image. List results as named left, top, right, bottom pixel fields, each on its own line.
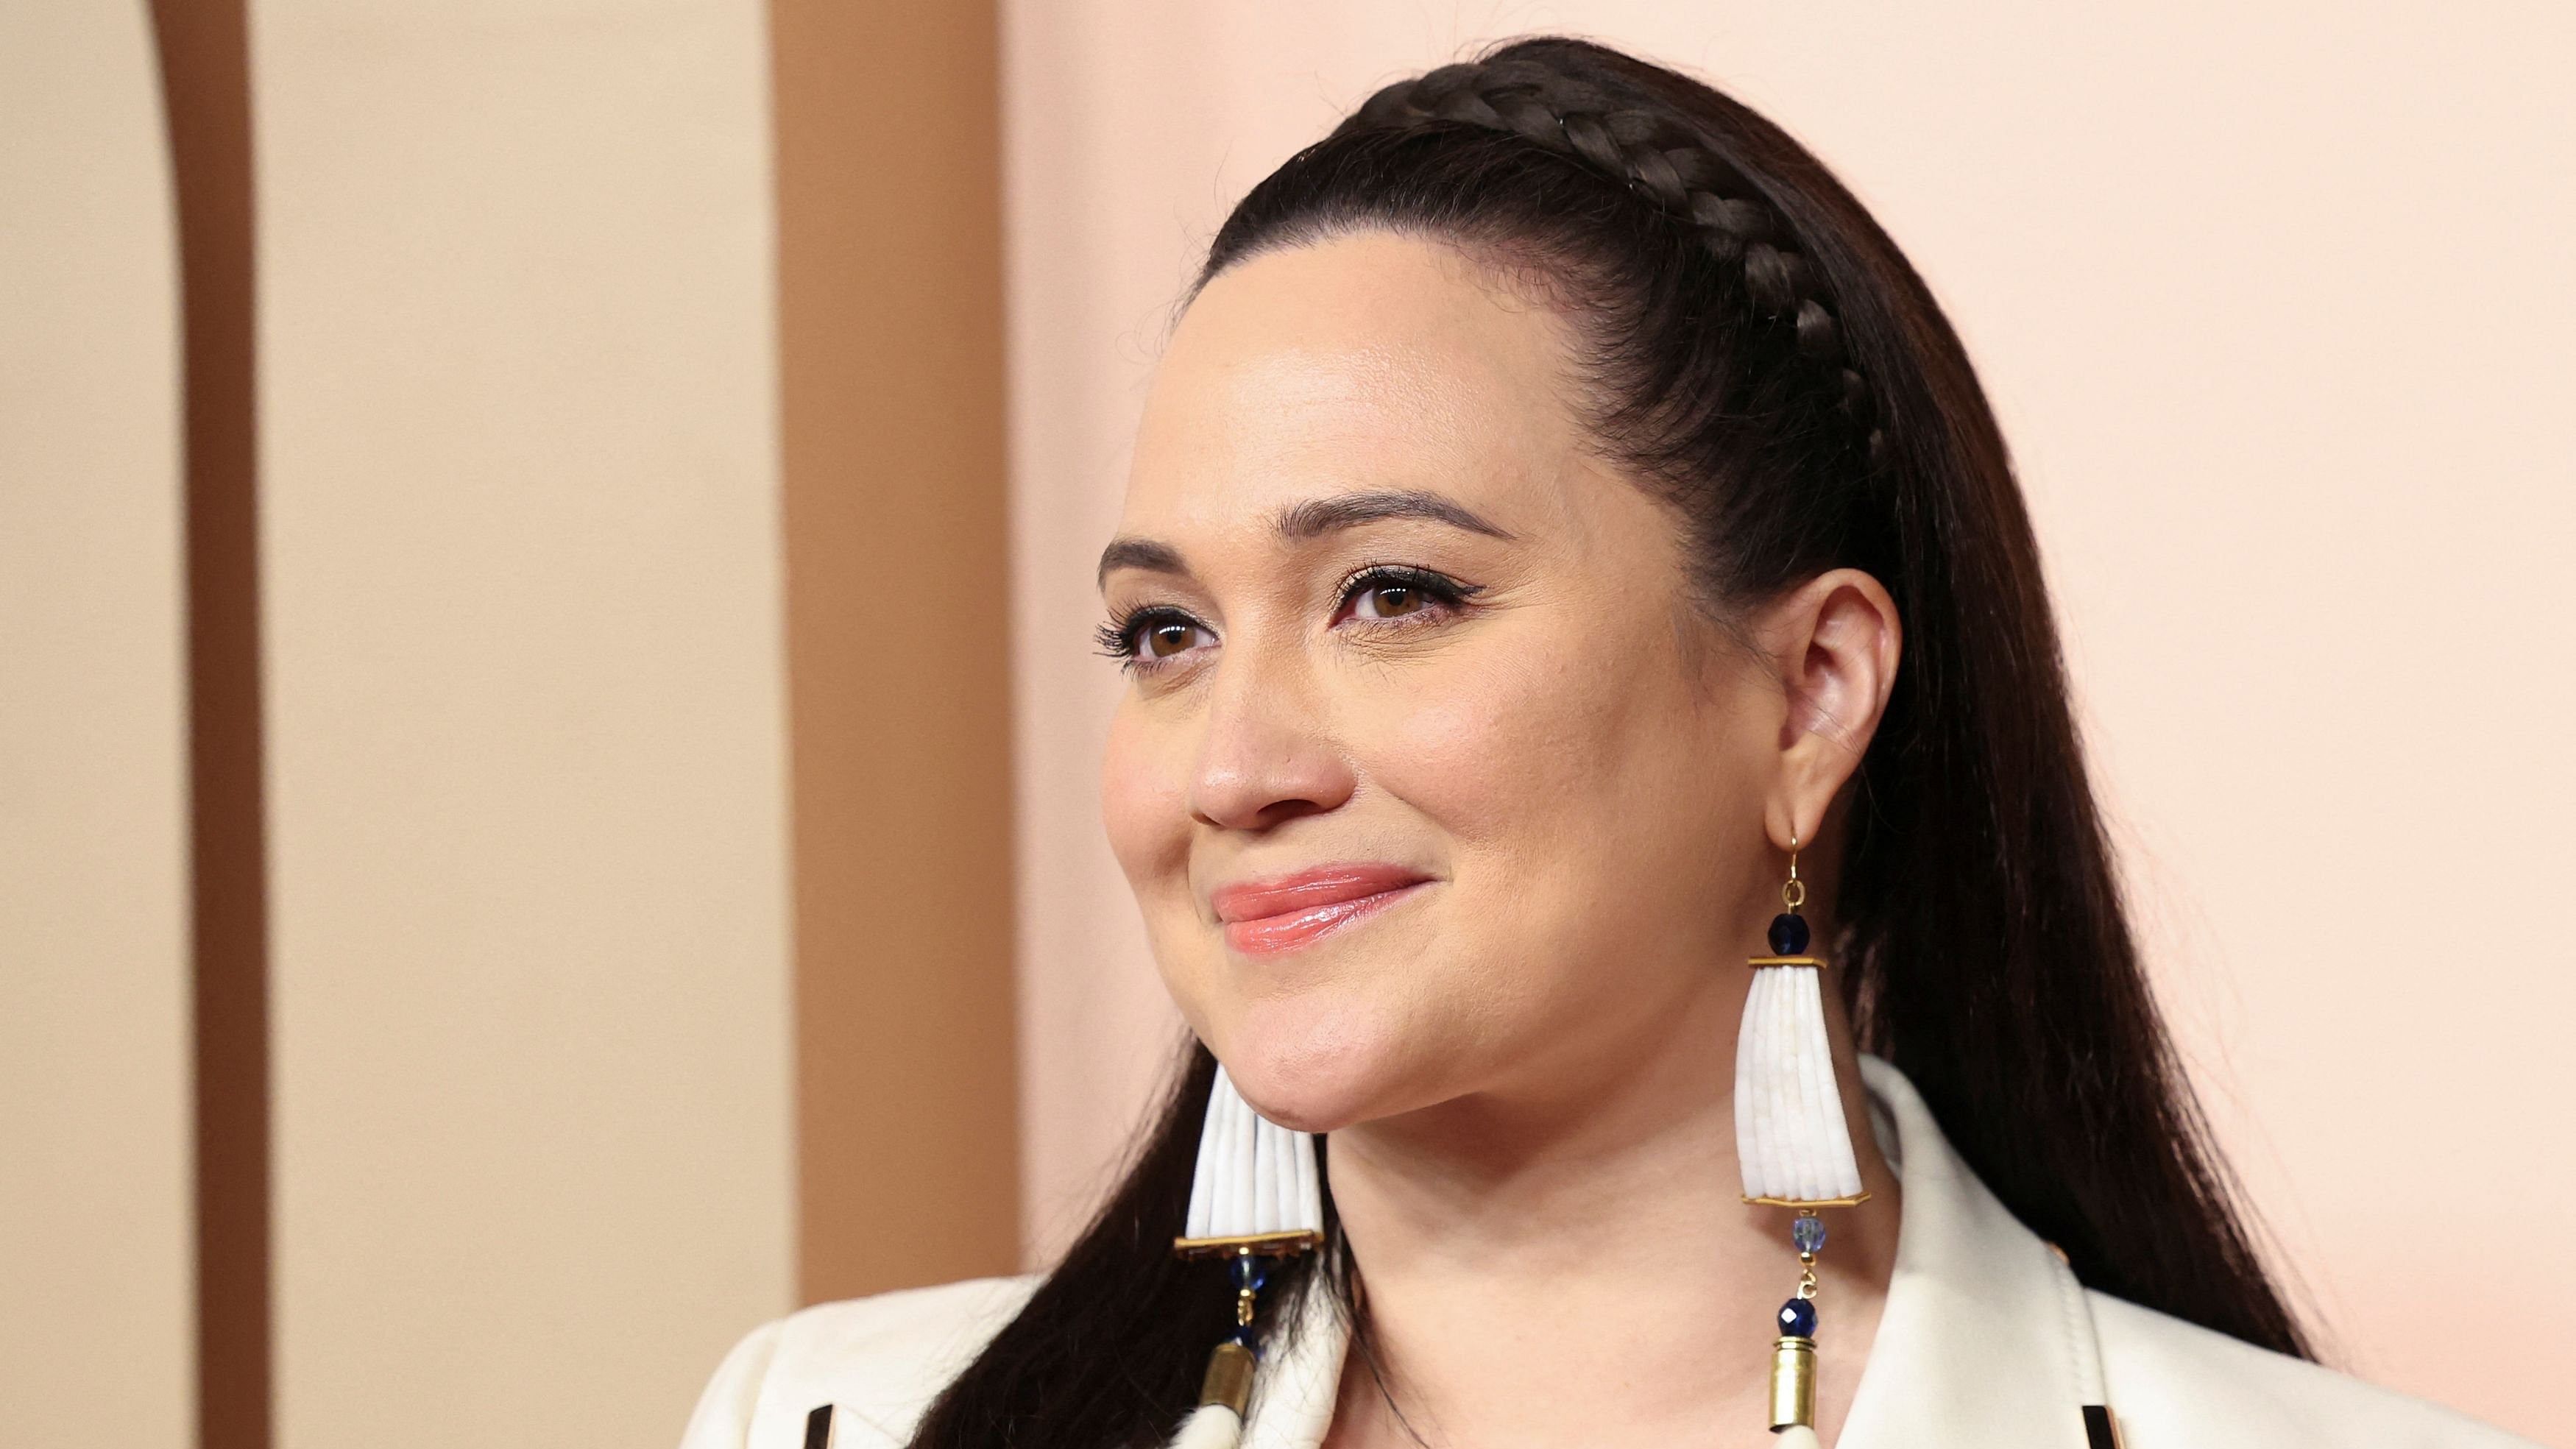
left=1185, top=649, right=1356, bottom=832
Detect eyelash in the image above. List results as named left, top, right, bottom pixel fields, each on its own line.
left=1093, top=607, right=1200, bottom=670
left=1096, top=564, right=1482, bottom=673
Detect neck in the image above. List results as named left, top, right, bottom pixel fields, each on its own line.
left=1316, top=978, right=1900, bottom=1449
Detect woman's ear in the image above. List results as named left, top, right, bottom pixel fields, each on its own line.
left=1758, top=568, right=1903, bottom=851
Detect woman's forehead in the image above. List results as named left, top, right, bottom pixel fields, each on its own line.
left=1124, top=233, right=1589, bottom=531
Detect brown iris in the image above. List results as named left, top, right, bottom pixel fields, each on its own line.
left=1363, top=584, right=1422, bottom=617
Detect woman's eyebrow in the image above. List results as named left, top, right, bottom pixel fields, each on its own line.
left=1275, top=488, right=1515, bottom=542
left=1097, top=536, right=1189, bottom=589
left=1098, top=490, right=1513, bottom=588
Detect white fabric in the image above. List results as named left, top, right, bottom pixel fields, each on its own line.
left=1184, top=1065, right=1323, bottom=1240
left=1167, top=1403, right=1242, bottom=1449
left=679, top=1056, right=2538, bottom=1449
left=1735, top=963, right=1865, bottom=1203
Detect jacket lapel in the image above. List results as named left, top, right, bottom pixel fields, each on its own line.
left=1840, top=1055, right=2095, bottom=1449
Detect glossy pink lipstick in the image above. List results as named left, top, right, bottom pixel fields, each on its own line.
left=1211, top=865, right=1431, bottom=956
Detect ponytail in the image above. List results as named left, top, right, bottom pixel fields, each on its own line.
left=910, top=34, right=2304, bottom=1448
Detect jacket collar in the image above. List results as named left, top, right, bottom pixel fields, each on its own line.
left=1242, top=1054, right=2101, bottom=1448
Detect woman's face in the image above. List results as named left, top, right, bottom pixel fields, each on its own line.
left=1098, top=231, right=1796, bottom=1131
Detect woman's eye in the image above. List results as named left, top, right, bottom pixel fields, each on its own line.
left=1140, top=620, right=1209, bottom=659
left=1096, top=609, right=1215, bottom=672
left=1335, top=567, right=1475, bottom=628
left=1351, top=582, right=1425, bottom=619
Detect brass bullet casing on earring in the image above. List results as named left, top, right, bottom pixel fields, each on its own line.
left=1199, top=1339, right=1256, bottom=1415
left=1769, top=1335, right=1818, bottom=1430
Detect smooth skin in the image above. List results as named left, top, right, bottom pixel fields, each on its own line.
left=1099, top=231, right=1905, bottom=1448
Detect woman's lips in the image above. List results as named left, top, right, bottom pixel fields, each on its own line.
left=1211, top=864, right=1432, bottom=955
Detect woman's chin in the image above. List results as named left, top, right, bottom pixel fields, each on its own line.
left=1210, top=999, right=1435, bottom=1134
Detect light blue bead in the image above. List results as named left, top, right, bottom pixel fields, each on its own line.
left=1791, top=1214, right=1827, bottom=1253
left=1229, top=1255, right=1270, bottom=1292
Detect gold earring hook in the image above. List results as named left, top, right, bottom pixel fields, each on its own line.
left=1783, top=829, right=1806, bottom=912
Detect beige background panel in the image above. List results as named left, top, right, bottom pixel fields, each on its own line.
left=248, top=2, right=794, bottom=1445
left=1000, top=4, right=2575, bottom=1442
left=0, top=2, right=194, bottom=1445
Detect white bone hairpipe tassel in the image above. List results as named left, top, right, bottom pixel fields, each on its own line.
left=1735, top=960, right=1864, bottom=1205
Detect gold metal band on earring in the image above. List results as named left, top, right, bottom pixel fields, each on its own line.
left=1741, top=1191, right=1872, bottom=1208
left=1172, top=1229, right=1323, bottom=1259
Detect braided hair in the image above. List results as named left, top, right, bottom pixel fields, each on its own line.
left=1345, top=56, right=1886, bottom=469
left=910, top=35, right=2307, bottom=1449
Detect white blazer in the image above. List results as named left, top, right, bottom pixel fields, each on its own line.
left=681, top=1057, right=2535, bottom=1448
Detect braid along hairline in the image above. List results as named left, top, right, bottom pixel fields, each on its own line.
left=1339, top=56, right=1888, bottom=467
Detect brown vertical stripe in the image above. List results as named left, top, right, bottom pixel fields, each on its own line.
left=148, top=1, right=271, bottom=1445
left=771, top=1, right=1022, bottom=1300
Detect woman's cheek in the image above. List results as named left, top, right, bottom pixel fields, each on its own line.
left=1357, top=694, right=1508, bottom=832
left=1100, top=705, right=1195, bottom=901
left=1352, top=646, right=1603, bottom=846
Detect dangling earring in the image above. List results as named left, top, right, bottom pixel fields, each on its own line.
left=1167, top=1062, right=1324, bottom=1449
left=1737, top=832, right=1866, bottom=1447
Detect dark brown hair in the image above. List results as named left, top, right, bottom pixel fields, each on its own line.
left=910, top=34, right=2307, bottom=1448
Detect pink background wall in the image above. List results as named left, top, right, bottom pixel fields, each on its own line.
left=1001, top=6, right=2576, bottom=1442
